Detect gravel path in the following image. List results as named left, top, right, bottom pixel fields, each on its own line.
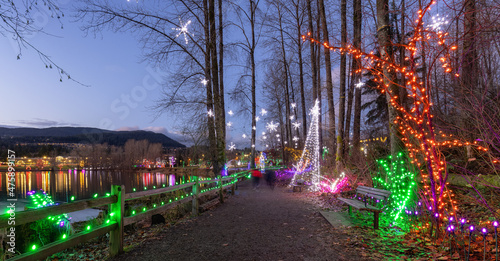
left=112, top=180, right=373, bottom=261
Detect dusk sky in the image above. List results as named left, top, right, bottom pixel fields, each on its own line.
left=0, top=1, right=267, bottom=148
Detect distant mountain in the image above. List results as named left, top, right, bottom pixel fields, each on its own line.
left=0, top=127, right=185, bottom=148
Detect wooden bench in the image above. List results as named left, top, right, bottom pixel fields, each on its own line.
left=338, top=186, right=391, bottom=229
left=292, top=179, right=311, bottom=192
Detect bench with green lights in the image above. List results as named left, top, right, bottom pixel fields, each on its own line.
left=292, top=179, right=311, bottom=192
left=338, top=186, right=391, bottom=229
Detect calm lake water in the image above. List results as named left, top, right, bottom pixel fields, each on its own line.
left=1, top=169, right=184, bottom=202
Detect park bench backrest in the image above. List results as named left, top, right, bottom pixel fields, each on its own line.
left=355, top=186, right=391, bottom=205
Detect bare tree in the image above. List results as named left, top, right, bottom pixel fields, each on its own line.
left=1, top=0, right=78, bottom=82
left=336, top=0, right=348, bottom=171
left=318, top=0, right=336, bottom=162
left=77, top=0, right=226, bottom=175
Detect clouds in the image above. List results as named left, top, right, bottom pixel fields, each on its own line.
left=17, top=118, right=80, bottom=128
left=115, top=126, right=140, bottom=131
left=143, top=126, right=167, bottom=133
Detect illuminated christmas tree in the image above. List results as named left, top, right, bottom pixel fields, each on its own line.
left=291, top=99, right=320, bottom=190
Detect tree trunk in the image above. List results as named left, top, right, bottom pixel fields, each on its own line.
left=316, top=9, right=323, bottom=154
left=318, top=0, right=336, bottom=162
left=209, top=0, right=224, bottom=175
left=218, top=0, right=226, bottom=145
left=204, top=0, right=217, bottom=169
left=296, top=0, right=307, bottom=142
left=308, top=0, right=318, bottom=104
left=345, top=56, right=354, bottom=155
left=376, top=0, right=403, bottom=157
left=278, top=7, right=292, bottom=149
left=250, top=0, right=257, bottom=168
left=461, top=0, right=477, bottom=141
left=352, top=0, right=362, bottom=159
left=336, top=0, right=347, bottom=172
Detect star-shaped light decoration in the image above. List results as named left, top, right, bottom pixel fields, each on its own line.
left=292, top=121, right=301, bottom=130
left=260, top=108, right=267, bottom=116
left=266, top=121, right=278, bottom=132
left=255, top=116, right=260, bottom=122
left=252, top=126, right=256, bottom=130
left=291, top=103, right=296, bottom=108
left=293, top=136, right=299, bottom=142
left=263, top=136, right=267, bottom=140
left=290, top=115, right=295, bottom=120
left=228, top=110, right=234, bottom=116
left=172, top=18, right=193, bottom=44
left=428, top=14, right=449, bottom=32
left=277, top=138, right=281, bottom=142
left=355, top=80, right=365, bottom=89
left=284, top=141, right=288, bottom=144
left=228, top=142, right=236, bottom=151
left=251, top=144, right=255, bottom=148
left=207, top=109, right=214, bottom=117
left=276, top=134, right=280, bottom=137
left=227, top=121, right=232, bottom=127
left=242, top=134, right=247, bottom=139
left=266, top=144, right=269, bottom=148
left=262, top=132, right=266, bottom=135
left=201, top=78, right=208, bottom=86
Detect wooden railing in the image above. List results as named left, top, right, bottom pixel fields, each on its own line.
left=2, top=171, right=250, bottom=261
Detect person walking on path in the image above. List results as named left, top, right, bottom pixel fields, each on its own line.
left=251, top=168, right=262, bottom=189
left=264, top=168, right=276, bottom=189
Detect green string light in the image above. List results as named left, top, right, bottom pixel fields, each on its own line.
left=31, top=245, right=37, bottom=251
left=373, top=152, right=417, bottom=226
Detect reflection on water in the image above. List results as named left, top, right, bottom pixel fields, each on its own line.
left=0, top=170, right=181, bottom=202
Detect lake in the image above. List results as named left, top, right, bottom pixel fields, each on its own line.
left=1, top=169, right=184, bottom=202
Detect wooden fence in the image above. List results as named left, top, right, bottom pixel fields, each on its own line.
left=1, top=170, right=250, bottom=261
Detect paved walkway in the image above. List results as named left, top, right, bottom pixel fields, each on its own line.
left=112, top=180, right=372, bottom=261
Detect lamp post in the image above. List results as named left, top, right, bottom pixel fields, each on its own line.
left=482, top=228, right=488, bottom=261
left=468, top=225, right=474, bottom=261
left=494, top=221, right=498, bottom=261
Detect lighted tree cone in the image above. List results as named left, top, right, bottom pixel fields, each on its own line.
left=301, top=0, right=486, bottom=222
left=291, top=99, right=321, bottom=190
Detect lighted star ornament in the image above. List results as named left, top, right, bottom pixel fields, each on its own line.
left=207, top=109, right=214, bottom=117
left=266, top=121, right=279, bottom=132
left=355, top=80, right=365, bottom=89
left=228, top=142, right=236, bottom=151
left=428, top=14, right=449, bottom=32
left=292, top=121, right=301, bottom=130
left=173, top=18, right=193, bottom=44
left=201, top=78, right=208, bottom=86
left=260, top=108, right=267, bottom=116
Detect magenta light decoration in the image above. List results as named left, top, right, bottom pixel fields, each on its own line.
left=493, top=221, right=498, bottom=261
left=482, top=227, right=488, bottom=261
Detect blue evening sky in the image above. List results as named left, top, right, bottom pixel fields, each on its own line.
left=0, top=1, right=268, bottom=148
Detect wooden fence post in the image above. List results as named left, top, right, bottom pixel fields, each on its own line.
left=191, top=176, right=199, bottom=216
left=231, top=177, right=236, bottom=195
left=218, top=175, right=224, bottom=203
left=109, top=185, right=124, bottom=257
